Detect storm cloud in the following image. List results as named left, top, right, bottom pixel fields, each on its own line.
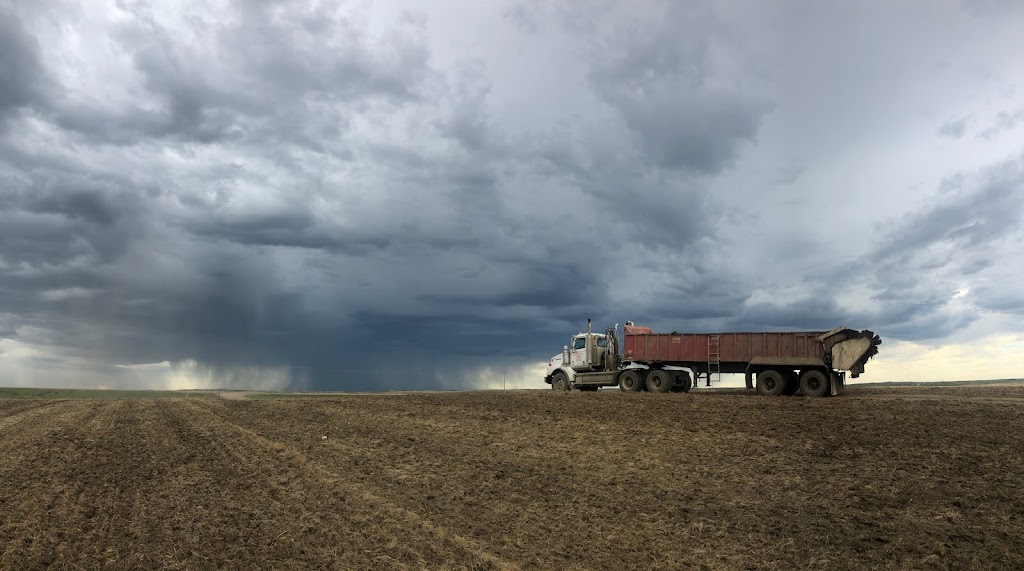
left=1, top=0, right=1022, bottom=390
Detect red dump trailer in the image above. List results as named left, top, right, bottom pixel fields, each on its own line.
left=545, top=320, right=881, bottom=397
left=621, top=324, right=881, bottom=396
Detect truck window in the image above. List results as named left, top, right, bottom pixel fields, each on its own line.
left=573, top=337, right=586, bottom=350
left=596, top=337, right=608, bottom=348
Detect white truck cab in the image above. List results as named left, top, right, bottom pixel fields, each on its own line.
left=544, top=321, right=624, bottom=391
left=544, top=319, right=692, bottom=392
left=545, top=332, right=610, bottom=377
left=569, top=333, right=607, bottom=369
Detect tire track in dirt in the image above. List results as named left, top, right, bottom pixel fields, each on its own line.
left=3, top=391, right=1022, bottom=570
left=0, top=399, right=53, bottom=417
left=146, top=398, right=377, bottom=570
left=0, top=400, right=103, bottom=466
left=0, top=400, right=112, bottom=568
left=849, top=394, right=1024, bottom=405
left=182, top=399, right=520, bottom=571
left=0, top=400, right=68, bottom=437
left=4, top=398, right=511, bottom=570
left=201, top=397, right=747, bottom=570
left=202, top=393, right=1024, bottom=570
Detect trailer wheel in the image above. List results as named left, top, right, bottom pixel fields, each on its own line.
left=551, top=372, right=570, bottom=391
left=756, top=370, right=786, bottom=396
left=645, top=370, right=673, bottom=393
left=618, top=370, right=642, bottom=392
left=671, top=372, right=693, bottom=393
left=800, top=370, right=829, bottom=398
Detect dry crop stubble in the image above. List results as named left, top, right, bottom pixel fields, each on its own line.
left=0, top=386, right=1022, bottom=569
left=201, top=390, right=1024, bottom=569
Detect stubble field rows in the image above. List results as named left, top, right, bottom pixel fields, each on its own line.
left=1, top=385, right=1023, bottom=570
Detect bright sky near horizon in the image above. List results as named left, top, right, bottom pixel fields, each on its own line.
left=1, top=0, right=1022, bottom=391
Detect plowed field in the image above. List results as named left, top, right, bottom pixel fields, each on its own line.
left=2, top=385, right=1023, bottom=570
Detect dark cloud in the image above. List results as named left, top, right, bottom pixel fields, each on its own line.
left=858, top=155, right=1024, bottom=337
left=873, top=158, right=1022, bottom=255
left=739, top=296, right=849, bottom=331
left=0, top=0, right=1022, bottom=389
left=961, top=0, right=1024, bottom=16
left=47, top=0, right=432, bottom=146
left=585, top=7, right=770, bottom=172
left=0, top=8, right=46, bottom=124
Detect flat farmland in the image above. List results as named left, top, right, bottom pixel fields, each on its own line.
left=2, top=386, right=1023, bottom=570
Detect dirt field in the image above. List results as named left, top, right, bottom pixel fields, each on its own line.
left=2, top=385, right=1022, bottom=570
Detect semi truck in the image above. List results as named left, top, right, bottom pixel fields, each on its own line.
left=544, top=320, right=881, bottom=397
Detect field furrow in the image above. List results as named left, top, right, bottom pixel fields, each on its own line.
left=0, top=400, right=74, bottom=448
left=178, top=399, right=518, bottom=570
left=1, top=386, right=1022, bottom=570
left=203, top=392, right=1024, bottom=570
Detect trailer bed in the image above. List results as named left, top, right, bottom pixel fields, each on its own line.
left=623, top=326, right=829, bottom=372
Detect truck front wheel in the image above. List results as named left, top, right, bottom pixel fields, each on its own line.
left=800, top=370, right=829, bottom=398
left=551, top=372, right=570, bottom=391
left=756, top=370, right=786, bottom=396
left=618, top=370, right=642, bottom=392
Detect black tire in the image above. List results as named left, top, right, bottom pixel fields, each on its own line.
left=671, top=372, right=693, bottom=393
left=800, top=370, right=829, bottom=398
left=551, top=372, right=570, bottom=391
left=756, top=370, right=786, bottom=396
left=645, top=370, right=673, bottom=393
left=618, top=370, right=642, bottom=392
left=782, top=371, right=800, bottom=396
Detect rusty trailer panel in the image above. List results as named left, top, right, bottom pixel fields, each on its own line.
left=623, top=331, right=828, bottom=366
left=621, top=326, right=880, bottom=377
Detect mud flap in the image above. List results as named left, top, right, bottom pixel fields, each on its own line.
left=830, top=372, right=845, bottom=396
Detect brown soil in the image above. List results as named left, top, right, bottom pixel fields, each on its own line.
left=2, top=386, right=1022, bottom=570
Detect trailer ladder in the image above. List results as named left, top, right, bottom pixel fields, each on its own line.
left=707, top=335, right=721, bottom=387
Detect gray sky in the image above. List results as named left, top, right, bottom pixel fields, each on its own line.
left=1, top=0, right=1022, bottom=391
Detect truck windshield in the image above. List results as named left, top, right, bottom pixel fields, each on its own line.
left=573, top=336, right=607, bottom=349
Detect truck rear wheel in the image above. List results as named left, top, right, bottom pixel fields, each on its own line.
left=551, top=372, right=570, bottom=391
left=645, top=370, right=673, bottom=393
left=618, top=370, right=642, bottom=392
left=756, top=370, right=786, bottom=396
left=800, top=370, right=829, bottom=398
